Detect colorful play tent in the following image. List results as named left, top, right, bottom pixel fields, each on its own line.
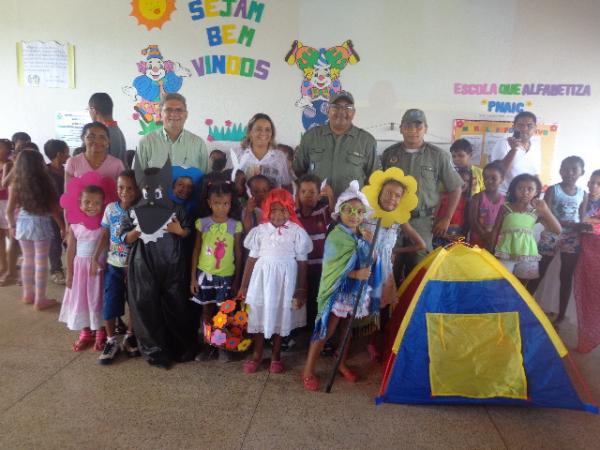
left=376, top=244, right=597, bottom=413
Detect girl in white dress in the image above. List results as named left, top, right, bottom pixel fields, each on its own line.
left=238, top=188, right=312, bottom=374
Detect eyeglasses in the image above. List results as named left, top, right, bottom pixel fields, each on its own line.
left=340, top=205, right=367, bottom=217
left=329, top=104, right=355, bottom=112
left=163, top=108, right=186, bottom=114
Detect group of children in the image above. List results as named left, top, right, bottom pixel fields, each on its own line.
left=3, top=129, right=600, bottom=392
left=446, top=139, right=599, bottom=331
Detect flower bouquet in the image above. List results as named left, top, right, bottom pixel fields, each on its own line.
left=204, top=298, right=252, bottom=352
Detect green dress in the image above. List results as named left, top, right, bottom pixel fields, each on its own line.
left=495, top=204, right=540, bottom=261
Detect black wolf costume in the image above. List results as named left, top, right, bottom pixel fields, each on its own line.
left=123, top=158, right=197, bottom=368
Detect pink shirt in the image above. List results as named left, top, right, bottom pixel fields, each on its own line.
left=65, top=153, right=125, bottom=181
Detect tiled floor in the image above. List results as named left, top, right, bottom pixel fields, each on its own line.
left=1, top=281, right=599, bottom=450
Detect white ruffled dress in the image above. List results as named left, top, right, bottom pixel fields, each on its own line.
left=244, top=221, right=313, bottom=338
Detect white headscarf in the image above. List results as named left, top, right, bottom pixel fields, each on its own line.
left=332, top=180, right=372, bottom=219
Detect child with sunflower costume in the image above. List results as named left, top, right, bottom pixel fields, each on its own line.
left=361, top=168, right=425, bottom=361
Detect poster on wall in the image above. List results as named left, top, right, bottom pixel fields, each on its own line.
left=55, top=111, right=88, bottom=149
left=452, top=119, right=558, bottom=186
left=285, top=40, right=360, bottom=130
left=17, top=41, right=75, bottom=88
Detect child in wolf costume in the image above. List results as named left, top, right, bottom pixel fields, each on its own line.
left=123, top=158, right=197, bottom=368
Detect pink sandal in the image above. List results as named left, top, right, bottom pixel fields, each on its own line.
left=269, top=360, right=284, bottom=374
left=243, top=359, right=261, bottom=374
left=73, top=330, right=95, bottom=352
left=303, top=374, right=320, bottom=391
left=94, top=329, right=107, bottom=352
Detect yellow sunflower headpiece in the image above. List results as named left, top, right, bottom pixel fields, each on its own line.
left=361, top=167, right=418, bottom=227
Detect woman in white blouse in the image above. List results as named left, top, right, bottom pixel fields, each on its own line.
left=233, top=113, right=293, bottom=189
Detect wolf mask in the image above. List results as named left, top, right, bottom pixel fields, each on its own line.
left=133, top=157, right=175, bottom=236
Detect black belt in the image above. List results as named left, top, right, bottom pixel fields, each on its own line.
left=411, top=207, right=435, bottom=219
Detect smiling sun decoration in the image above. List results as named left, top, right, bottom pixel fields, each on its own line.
left=130, top=0, right=176, bottom=30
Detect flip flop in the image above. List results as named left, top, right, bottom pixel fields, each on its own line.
left=338, top=366, right=359, bottom=383
left=303, top=374, right=320, bottom=391
left=243, top=359, right=261, bottom=374
left=269, top=360, right=284, bottom=374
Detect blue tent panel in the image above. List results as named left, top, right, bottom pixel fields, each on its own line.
left=377, top=279, right=593, bottom=412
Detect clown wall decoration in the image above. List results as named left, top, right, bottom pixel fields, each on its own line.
left=285, top=40, right=360, bottom=130
left=122, top=45, right=192, bottom=136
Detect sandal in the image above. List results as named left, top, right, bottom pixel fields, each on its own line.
left=94, top=329, right=107, bottom=352
left=269, top=360, right=284, bottom=374
left=338, top=366, right=359, bottom=383
left=367, top=343, right=381, bottom=362
left=21, top=297, right=34, bottom=305
left=242, top=359, right=261, bottom=374
left=34, top=298, right=58, bottom=311
left=303, top=374, right=320, bottom=391
left=72, top=330, right=95, bottom=352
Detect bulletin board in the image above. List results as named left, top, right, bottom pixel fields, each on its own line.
left=452, top=119, right=558, bottom=186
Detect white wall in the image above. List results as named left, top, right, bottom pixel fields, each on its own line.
left=2, top=0, right=600, bottom=182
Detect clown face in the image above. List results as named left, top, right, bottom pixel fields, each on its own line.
left=311, top=64, right=332, bottom=90
left=146, top=57, right=166, bottom=81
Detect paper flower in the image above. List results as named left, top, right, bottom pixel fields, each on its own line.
left=207, top=135, right=214, bottom=142
left=229, top=326, right=242, bottom=337
left=220, top=300, right=236, bottom=314
left=60, top=172, right=118, bottom=230
left=205, top=118, right=214, bottom=126
left=212, top=312, right=228, bottom=329
left=211, top=329, right=226, bottom=346
left=203, top=323, right=212, bottom=342
left=232, top=311, right=248, bottom=327
left=362, top=168, right=418, bottom=227
left=225, top=337, right=241, bottom=350
left=237, top=338, right=252, bottom=352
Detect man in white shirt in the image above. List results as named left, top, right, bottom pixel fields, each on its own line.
left=488, top=111, right=541, bottom=194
